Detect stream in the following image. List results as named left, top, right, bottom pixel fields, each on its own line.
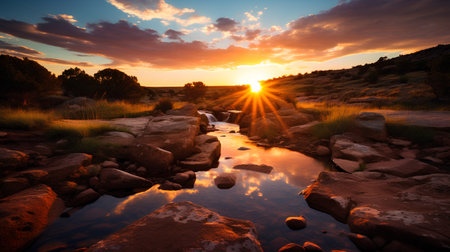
left=30, top=121, right=357, bottom=252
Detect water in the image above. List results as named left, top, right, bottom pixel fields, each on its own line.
left=30, top=122, right=357, bottom=252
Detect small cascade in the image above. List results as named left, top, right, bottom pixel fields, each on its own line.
left=198, top=110, right=218, bottom=123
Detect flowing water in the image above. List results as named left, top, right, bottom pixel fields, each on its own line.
left=30, top=120, right=357, bottom=252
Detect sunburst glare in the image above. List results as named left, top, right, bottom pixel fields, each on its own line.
left=250, top=81, right=262, bottom=93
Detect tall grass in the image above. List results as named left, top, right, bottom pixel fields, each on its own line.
left=0, top=109, right=56, bottom=130
left=297, top=102, right=363, bottom=139
left=45, top=120, right=129, bottom=142
left=59, top=100, right=155, bottom=120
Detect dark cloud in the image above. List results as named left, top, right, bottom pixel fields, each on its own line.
left=231, top=29, right=261, bottom=42
left=0, top=40, right=42, bottom=55
left=256, top=0, right=450, bottom=60
left=214, top=17, right=239, bottom=32
left=0, top=16, right=272, bottom=68
left=164, top=29, right=184, bottom=41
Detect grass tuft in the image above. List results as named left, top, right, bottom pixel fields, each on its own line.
left=386, top=122, right=435, bottom=144
left=0, top=109, right=55, bottom=130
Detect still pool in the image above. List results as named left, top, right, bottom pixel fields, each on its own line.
left=30, top=122, right=357, bottom=251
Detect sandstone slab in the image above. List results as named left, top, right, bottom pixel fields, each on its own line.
left=179, top=135, right=221, bottom=171
left=353, top=112, right=387, bottom=141
left=0, top=185, right=64, bottom=252
left=366, top=158, right=440, bottom=177
left=303, top=171, right=450, bottom=250
left=98, top=168, right=153, bottom=192
left=125, top=143, right=174, bottom=176
left=42, top=153, right=92, bottom=182
left=0, top=147, right=28, bottom=169
left=233, top=164, right=274, bottom=174
left=331, top=135, right=388, bottom=163
left=87, top=201, right=262, bottom=252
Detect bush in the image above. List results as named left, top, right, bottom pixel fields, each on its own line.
left=184, top=81, right=207, bottom=101
left=154, top=98, right=173, bottom=113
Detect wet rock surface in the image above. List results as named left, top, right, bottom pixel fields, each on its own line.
left=233, top=164, right=274, bottom=174
left=214, top=173, right=237, bottom=189
left=0, top=185, right=64, bottom=252
left=98, top=168, right=153, bottom=192
left=87, top=201, right=262, bottom=252
left=179, top=134, right=221, bottom=171
left=285, top=216, right=307, bottom=230
left=303, top=171, right=450, bottom=251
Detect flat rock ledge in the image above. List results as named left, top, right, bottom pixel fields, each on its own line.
left=87, top=201, right=262, bottom=252
left=302, top=171, right=450, bottom=251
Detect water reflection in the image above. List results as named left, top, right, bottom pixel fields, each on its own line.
left=29, top=122, right=357, bottom=252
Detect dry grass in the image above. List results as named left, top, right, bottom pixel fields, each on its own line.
left=0, top=108, right=56, bottom=129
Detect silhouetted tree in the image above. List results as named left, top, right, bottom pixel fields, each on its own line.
left=94, top=68, right=144, bottom=102
left=59, top=67, right=99, bottom=98
left=183, top=81, right=207, bottom=101
left=0, top=55, right=60, bottom=106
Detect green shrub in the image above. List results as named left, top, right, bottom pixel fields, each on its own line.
left=386, top=123, right=436, bottom=144
left=155, top=98, right=173, bottom=113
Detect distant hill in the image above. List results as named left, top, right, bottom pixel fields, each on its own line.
left=263, top=44, right=450, bottom=107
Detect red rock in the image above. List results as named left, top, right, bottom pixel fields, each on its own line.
left=366, top=159, right=440, bottom=177
left=0, top=185, right=64, bottom=252
left=214, top=173, right=237, bottom=189
left=179, top=135, right=221, bottom=171
left=43, top=153, right=92, bottom=182
left=285, top=216, right=307, bottom=230
left=233, top=164, right=274, bottom=174
left=279, top=243, right=305, bottom=252
left=70, top=188, right=101, bottom=207
left=303, top=241, right=324, bottom=252
left=126, top=143, right=174, bottom=175
left=348, top=233, right=376, bottom=252
left=0, top=147, right=28, bottom=169
left=87, top=201, right=262, bottom=252
left=98, top=168, right=153, bottom=191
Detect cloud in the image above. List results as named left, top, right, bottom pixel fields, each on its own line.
left=48, top=14, right=77, bottom=23
left=256, top=0, right=450, bottom=61
left=107, top=0, right=210, bottom=26
left=0, top=40, right=42, bottom=55
left=164, top=29, right=184, bottom=41
left=244, top=12, right=258, bottom=22
left=214, top=17, right=239, bottom=32
left=232, top=29, right=261, bottom=42
left=0, top=16, right=274, bottom=69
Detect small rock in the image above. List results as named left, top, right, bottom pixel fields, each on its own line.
left=126, top=164, right=137, bottom=172
left=173, top=171, right=195, bottom=184
left=89, top=177, right=100, bottom=190
left=285, top=216, right=307, bottom=230
left=348, top=233, right=376, bottom=252
left=315, top=145, right=330, bottom=156
left=238, top=146, right=251, bottom=151
left=34, top=144, right=52, bottom=156
left=225, top=157, right=232, bottom=159
left=159, top=181, right=182, bottom=190
left=332, top=158, right=361, bottom=173
left=70, top=188, right=101, bottom=207
left=102, top=160, right=119, bottom=169
left=136, top=166, right=147, bottom=176
left=423, top=156, right=443, bottom=164
left=16, top=170, right=48, bottom=184
left=233, top=164, right=273, bottom=174
left=86, top=164, right=101, bottom=177
left=302, top=241, right=324, bottom=252
left=0, top=147, right=28, bottom=169
left=98, top=168, right=152, bottom=191
left=278, top=243, right=305, bottom=252
left=0, top=177, right=30, bottom=197
left=399, top=148, right=418, bottom=159
left=0, top=131, right=8, bottom=137
left=214, top=173, right=237, bottom=189
left=56, top=181, right=80, bottom=195
left=390, top=138, right=411, bottom=147
left=230, top=130, right=236, bottom=133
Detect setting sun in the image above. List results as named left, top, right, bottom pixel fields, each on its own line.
left=250, top=81, right=262, bottom=93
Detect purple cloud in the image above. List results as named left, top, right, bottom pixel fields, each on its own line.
left=214, top=17, right=239, bottom=32
left=164, top=29, right=184, bottom=41
left=0, top=40, right=42, bottom=55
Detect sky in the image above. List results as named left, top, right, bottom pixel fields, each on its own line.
left=0, top=0, right=449, bottom=86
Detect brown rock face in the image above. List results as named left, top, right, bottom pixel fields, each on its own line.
left=126, top=143, right=174, bottom=176
left=330, top=135, right=388, bottom=163
left=42, top=153, right=92, bottom=183
left=98, top=168, right=153, bottom=192
left=135, top=115, right=200, bottom=160
left=0, top=147, right=28, bottom=169
left=353, top=112, right=387, bottom=141
left=233, top=164, right=273, bottom=174
left=87, top=201, right=262, bottom=252
left=214, top=173, right=237, bottom=189
left=179, top=135, right=221, bottom=171
left=366, top=158, right=440, bottom=177
left=303, top=171, right=450, bottom=250
left=0, top=185, right=64, bottom=252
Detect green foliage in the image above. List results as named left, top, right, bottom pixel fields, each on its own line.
left=0, top=55, right=60, bottom=106
left=59, top=67, right=99, bottom=98
left=0, top=109, right=54, bottom=130
left=184, top=81, right=207, bottom=101
left=312, top=116, right=354, bottom=139
left=386, top=123, right=436, bottom=144
left=154, top=98, right=173, bottom=113
left=94, top=68, right=144, bottom=102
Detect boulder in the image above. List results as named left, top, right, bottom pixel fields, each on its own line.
left=166, top=103, right=198, bottom=117
left=303, top=171, right=450, bottom=250
left=0, top=147, right=28, bottom=169
left=366, top=159, right=440, bottom=177
left=172, top=170, right=196, bottom=184
left=287, top=121, right=320, bottom=137
left=135, top=115, right=200, bottom=160
left=278, top=243, right=305, bottom=252
left=347, top=233, right=377, bottom=252
left=233, top=164, right=274, bottom=174
left=0, top=177, right=30, bottom=198
left=179, top=135, right=221, bottom=171
left=353, top=112, right=387, bottom=141
left=0, top=185, right=64, bottom=252
left=101, top=160, right=119, bottom=169
left=302, top=242, right=324, bottom=252
left=42, top=153, right=92, bottom=183
left=214, top=173, right=237, bottom=189
left=315, top=145, right=330, bottom=156
left=158, top=180, right=182, bottom=190
left=98, top=168, right=153, bottom=192
left=330, top=135, right=388, bottom=163
left=87, top=201, right=262, bottom=252
left=70, top=188, right=101, bottom=207
left=96, top=131, right=135, bottom=146
left=285, top=216, right=307, bottom=230
left=332, top=158, right=361, bottom=173
left=125, top=143, right=174, bottom=176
